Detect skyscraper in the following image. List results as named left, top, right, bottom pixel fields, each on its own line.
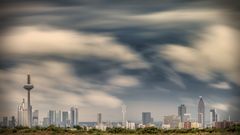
left=32, top=110, right=39, bottom=127
left=17, top=99, right=28, bottom=126
left=70, top=107, right=78, bottom=127
left=9, top=116, right=16, bottom=128
left=56, top=110, right=62, bottom=127
left=142, top=112, right=151, bottom=125
left=210, top=109, right=216, bottom=122
left=210, top=109, right=218, bottom=127
left=178, top=104, right=186, bottom=122
left=3, top=117, right=8, bottom=127
left=62, top=111, right=69, bottom=127
left=23, top=74, right=34, bottom=127
left=198, top=96, right=205, bottom=128
left=49, top=110, right=56, bottom=125
left=97, top=113, right=102, bottom=125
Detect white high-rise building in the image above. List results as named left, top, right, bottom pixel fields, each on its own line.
left=17, top=99, right=28, bottom=126
left=70, top=107, right=78, bottom=127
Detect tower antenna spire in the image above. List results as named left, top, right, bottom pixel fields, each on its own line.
left=27, top=74, right=31, bottom=84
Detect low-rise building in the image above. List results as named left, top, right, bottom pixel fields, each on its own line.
left=184, top=121, right=191, bottom=129
left=215, top=120, right=234, bottom=129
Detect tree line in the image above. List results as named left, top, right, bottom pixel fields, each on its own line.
left=0, top=124, right=240, bottom=134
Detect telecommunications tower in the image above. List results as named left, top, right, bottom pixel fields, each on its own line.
left=23, top=74, right=34, bottom=127
left=122, top=104, right=127, bottom=127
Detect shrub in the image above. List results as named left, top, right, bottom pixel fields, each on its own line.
left=88, top=128, right=102, bottom=134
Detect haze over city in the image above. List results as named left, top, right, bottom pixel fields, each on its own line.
left=0, top=0, right=239, bottom=127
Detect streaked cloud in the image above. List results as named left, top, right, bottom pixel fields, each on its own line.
left=131, top=9, right=224, bottom=25
left=0, top=0, right=240, bottom=121
left=1, top=25, right=149, bottom=69
left=160, top=25, right=240, bottom=85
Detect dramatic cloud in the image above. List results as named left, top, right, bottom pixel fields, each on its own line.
left=1, top=26, right=149, bottom=69
left=1, top=0, right=240, bottom=121
left=160, top=25, right=240, bottom=85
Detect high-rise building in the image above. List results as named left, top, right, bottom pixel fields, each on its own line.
left=210, top=109, right=218, bottom=127
left=198, top=96, right=205, bottom=128
left=56, top=110, right=62, bottom=127
left=32, top=110, right=39, bottom=127
left=9, top=116, right=16, bottom=128
left=49, top=110, right=56, bottom=125
left=178, top=104, right=186, bottom=122
left=3, top=117, right=8, bottom=127
left=43, top=117, right=49, bottom=127
left=96, top=113, right=105, bottom=130
left=97, top=113, right=102, bottom=125
left=17, top=99, right=28, bottom=126
left=70, top=107, right=78, bottom=126
left=142, top=112, right=151, bottom=125
left=210, top=109, right=217, bottom=122
left=62, top=111, right=69, bottom=127
left=23, top=74, right=34, bottom=128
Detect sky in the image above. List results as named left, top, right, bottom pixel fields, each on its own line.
left=0, top=0, right=240, bottom=123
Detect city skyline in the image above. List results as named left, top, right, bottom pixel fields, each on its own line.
left=12, top=90, right=233, bottom=124
left=3, top=78, right=236, bottom=124
left=0, top=88, right=238, bottom=129
left=0, top=0, right=240, bottom=124
left=0, top=73, right=238, bottom=124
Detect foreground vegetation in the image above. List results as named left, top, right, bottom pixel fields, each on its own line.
left=0, top=124, right=240, bottom=135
